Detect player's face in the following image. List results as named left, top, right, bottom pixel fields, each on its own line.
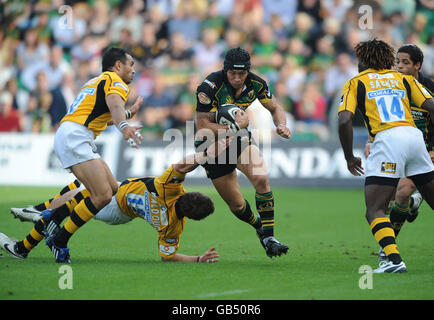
left=226, top=69, right=248, bottom=90
left=120, top=54, right=135, bottom=84
left=395, top=52, right=419, bottom=77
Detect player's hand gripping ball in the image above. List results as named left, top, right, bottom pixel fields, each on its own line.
left=216, top=104, right=248, bottom=133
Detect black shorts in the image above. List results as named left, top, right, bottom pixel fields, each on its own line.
left=195, top=130, right=253, bottom=179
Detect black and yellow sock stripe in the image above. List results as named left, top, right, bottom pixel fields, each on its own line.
left=389, top=201, right=409, bottom=238
left=65, top=189, right=91, bottom=213
left=370, top=217, right=402, bottom=264
left=55, top=197, right=99, bottom=248
left=256, top=191, right=274, bottom=237
left=17, top=219, right=45, bottom=253
left=34, top=180, right=81, bottom=211
left=233, top=200, right=262, bottom=229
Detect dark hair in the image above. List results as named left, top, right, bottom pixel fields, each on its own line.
left=397, top=44, right=424, bottom=69
left=354, top=39, right=395, bottom=70
left=223, top=47, right=251, bottom=72
left=102, top=47, right=129, bottom=72
left=175, top=192, right=214, bottom=220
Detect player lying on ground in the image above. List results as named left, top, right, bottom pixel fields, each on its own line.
left=0, top=152, right=219, bottom=263
left=338, top=39, right=434, bottom=273
left=363, top=43, right=434, bottom=263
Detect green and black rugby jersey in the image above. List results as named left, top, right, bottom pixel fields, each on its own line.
left=195, top=70, right=272, bottom=113
left=411, top=72, right=434, bottom=150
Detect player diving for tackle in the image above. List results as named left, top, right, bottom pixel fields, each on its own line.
left=0, top=152, right=219, bottom=263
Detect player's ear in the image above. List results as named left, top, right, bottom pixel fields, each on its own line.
left=114, top=59, right=123, bottom=70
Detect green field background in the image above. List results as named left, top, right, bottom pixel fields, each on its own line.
left=0, top=185, right=433, bottom=300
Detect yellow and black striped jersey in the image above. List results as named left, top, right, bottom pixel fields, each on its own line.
left=61, top=71, right=130, bottom=137
left=338, top=68, right=432, bottom=139
left=116, top=166, right=187, bottom=258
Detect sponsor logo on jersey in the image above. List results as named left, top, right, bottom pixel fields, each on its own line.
left=163, top=238, right=178, bottom=244
left=160, top=244, right=175, bottom=255
left=368, top=73, right=394, bottom=79
left=410, top=109, right=426, bottom=120
left=367, top=89, right=405, bottom=99
left=126, top=192, right=168, bottom=229
left=198, top=92, right=211, bottom=104
left=113, top=81, right=128, bottom=93
left=381, top=162, right=396, bottom=174
left=204, top=79, right=216, bottom=89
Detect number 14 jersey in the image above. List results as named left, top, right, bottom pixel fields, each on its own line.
left=338, top=68, right=432, bottom=139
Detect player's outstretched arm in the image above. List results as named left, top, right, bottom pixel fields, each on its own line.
left=261, top=98, right=291, bottom=139
left=161, top=247, right=219, bottom=263
left=172, top=152, right=208, bottom=174
left=106, top=93, right=143, bottom=147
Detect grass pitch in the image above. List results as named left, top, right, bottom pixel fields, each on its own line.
left=0, top=185, right=433, bottom=300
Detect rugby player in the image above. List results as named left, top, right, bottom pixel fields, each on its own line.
left=338, top=39, right=434, bottom=273
left=364, top=44, right=434, bottom=262
left=39, top=47, right=144, bottom=263
left=194, top=47, right=291, bottom=258
left=0, top=152, right=219, bottom=263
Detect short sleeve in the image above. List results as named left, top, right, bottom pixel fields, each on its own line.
left=196, top=76, right=218, bottom=113
left=257, top=80, right=272, bottom=104
left=106, top=73, right=130, bottom=101
left=155, top=165, right=186, bottom=186
left=338, top=78, right=357, bottom=114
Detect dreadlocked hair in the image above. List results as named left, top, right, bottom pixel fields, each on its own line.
left=354, top=39, right=396, bottom=71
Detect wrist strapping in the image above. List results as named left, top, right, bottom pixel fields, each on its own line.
left=118, top=121, right=129, bottom=131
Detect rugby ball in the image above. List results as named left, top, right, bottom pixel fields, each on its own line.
left=216, top=104, right=240, bottom=132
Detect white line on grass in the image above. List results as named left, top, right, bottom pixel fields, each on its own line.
left=194, top=289, right=250, bottom=298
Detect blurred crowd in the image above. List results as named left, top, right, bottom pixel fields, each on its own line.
left=0, top=0, right=433, bottom=141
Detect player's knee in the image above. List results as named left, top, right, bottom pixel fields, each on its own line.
left=229, top=201, right=245, bottom=213
left=110, top=183, right=118, bottom=196
left=395, top=188, right=414, bottom=205
left=91, top=190, right=112, bottom=209
left=252, top=174, right=269, bottom=192
left=365, top=209, right=379, bottom=224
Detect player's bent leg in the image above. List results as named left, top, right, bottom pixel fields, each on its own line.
left=47, top=159, right=117, bottom=262
left=35, top=180, right=82, bottom=212
left=71, top=158, right=117, bottom=209
left=409, top=171, right=434, bottom=210
left=389, top=178, right=415, bottom=237
left=364, top=178, right=405, bottom=272
left=9, top=180, right=82, bottom=223
left=9, top=189, right=84, bottom=258
left=48, top=188, right=81, bottom=210
left=237, top=145, right=273, bottom=235
left=237, top=145, right=288, bottom=258
left=211, top=171, right=260, bottom=227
